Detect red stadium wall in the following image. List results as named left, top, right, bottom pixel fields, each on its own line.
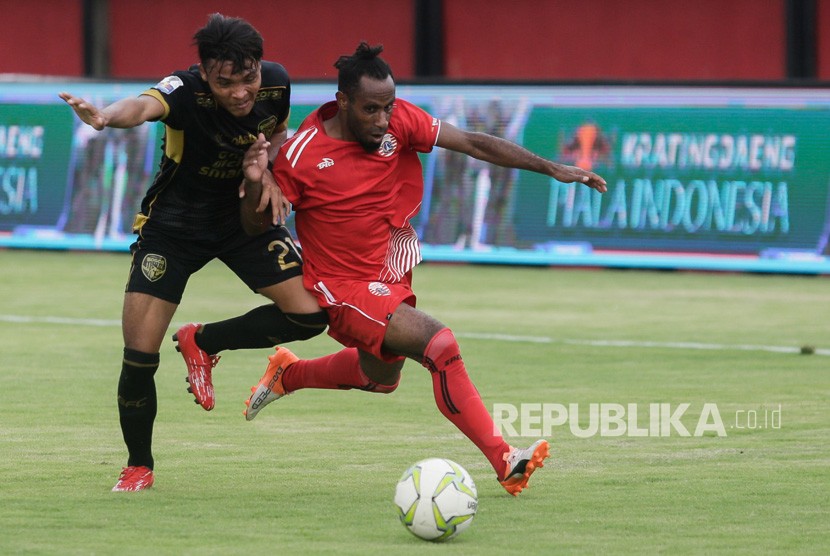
left=0, top=0, right=84, bottom=76
left=107, top=0, right=787, bottom=82
left=819, top=0, right=830, bottom=80
left=443, top=0, right=786, bottom=80
left=107, top=0, right=416, bottom=80
left=0, top=0, right=814, bottom=82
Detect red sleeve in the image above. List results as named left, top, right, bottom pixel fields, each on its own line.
left=395, top=99, right=440, bottom=153
left=273, top=113, right=319, bottom=207
left=273, top=162, right=297, bottom=206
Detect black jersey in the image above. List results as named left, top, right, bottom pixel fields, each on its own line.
left=135, top=61, right=290, bottom=234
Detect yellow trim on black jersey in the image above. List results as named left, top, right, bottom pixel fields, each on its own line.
left=164, top=126, right=184, bottom=163
left=140, top=90, right=183, bottom=162
left=132, top=212, right=149, bottom=233
left=141, top=89, right=171, bottom=120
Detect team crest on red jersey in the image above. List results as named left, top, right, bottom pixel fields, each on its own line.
left=377, top=133, right=398, bottom=157
left=368, top=282, right=391, bottom=296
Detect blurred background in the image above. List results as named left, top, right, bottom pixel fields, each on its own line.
left=1, top=0, right=828, bottom=81
left=1, top=0, right=829, bottom=274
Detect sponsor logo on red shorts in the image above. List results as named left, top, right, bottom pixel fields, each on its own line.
left=368, top=282, right=391, bottom=296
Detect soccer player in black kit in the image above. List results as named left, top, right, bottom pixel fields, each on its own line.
left=59, top=13, right=327, bottom=491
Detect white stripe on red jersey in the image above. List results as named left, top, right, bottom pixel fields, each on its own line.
left=379, top=223, right=423, bottom=282
left=286, top=127, right=318, bottom=167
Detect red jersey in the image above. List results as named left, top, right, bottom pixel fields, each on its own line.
left=274, top=99, right=440, bottom=284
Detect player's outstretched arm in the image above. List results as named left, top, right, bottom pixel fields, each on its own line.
left=58, top=92, right=164, bottom=131
left=436, top=121, right=607, bottom=193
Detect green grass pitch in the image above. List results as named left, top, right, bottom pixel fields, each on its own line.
left=0, top=249, right=827, bottom=554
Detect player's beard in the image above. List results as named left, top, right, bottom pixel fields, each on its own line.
left=347, top=114, right=383, bottom=152
left=359, top=138, right=382, bottom=153
left=354, top=125, right=382, bottom=152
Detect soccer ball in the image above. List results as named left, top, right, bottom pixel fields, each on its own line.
left=393, top=458, right=478, bottom=541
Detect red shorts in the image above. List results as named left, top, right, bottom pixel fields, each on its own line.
left=309, top=273, right=416, bottom=362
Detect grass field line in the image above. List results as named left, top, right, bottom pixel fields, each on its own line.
left=462, top=333, right=828, bottom=355
left=3, top=313, right=826, bottom=356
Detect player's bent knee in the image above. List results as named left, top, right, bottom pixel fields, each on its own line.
left=371, top=378, right=400, bottom=394
left=422, top=327, right=460, bottom=371
left=285, top=311, right=329, bottom=341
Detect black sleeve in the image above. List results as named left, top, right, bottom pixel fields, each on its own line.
left=144, top=69, right=199, bottom=129
left=260, top=61, right=291, bottom=128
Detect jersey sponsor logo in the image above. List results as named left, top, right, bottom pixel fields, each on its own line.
left=199, top=150, right=244, bottom=178
left=258, top=115, right=278, bottom=139
left=368, top=282, right=391, bottom=296
left=317, top=157, right=334, bottom=169
left=198, top=166, right=243, bottom=179
left=141, top=254, right=167, bottom=282
left=195, top=94, right=216, bottom=109
left=377, top=133, right=398, bottom=157
left=256, top=88, right=285, bottom=101
left=231, top=133, right=258, bottom=146
left=154, top=76, right=183, bottom=94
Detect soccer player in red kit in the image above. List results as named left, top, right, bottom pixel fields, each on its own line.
left=237, top=43, right=607, bottom=495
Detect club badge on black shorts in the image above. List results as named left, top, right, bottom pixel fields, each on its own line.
left=141, top=254, right=167, bottom=282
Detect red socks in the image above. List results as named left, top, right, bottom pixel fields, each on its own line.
left=422, top=328, right=510, bottom=475
left=281, top=347, right=399, bottom=393
left=280, top=327, right=509, bottom=476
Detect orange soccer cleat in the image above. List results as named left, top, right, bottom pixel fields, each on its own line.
left=244, top=347, right=299, bottom=421
left=499, top=439, right=550, bottom=496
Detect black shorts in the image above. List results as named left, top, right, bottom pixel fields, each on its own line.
left=126, top=225, right=304, bottom=304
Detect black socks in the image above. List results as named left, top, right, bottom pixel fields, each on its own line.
left=117, top=348, right=159, bottom=469
left=195, top=304, right=327, bottom=354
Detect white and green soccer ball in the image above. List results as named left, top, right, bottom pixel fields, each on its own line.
left=393, top=458, right=478, bottom=542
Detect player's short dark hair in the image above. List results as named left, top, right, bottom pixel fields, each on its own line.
left=193, top=13, right=264, bottom=72
left=335, top=42, right=393, bottom=99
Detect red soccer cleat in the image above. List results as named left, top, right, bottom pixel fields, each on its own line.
left=112, top=466, right=154, bottom=492
left=173, top=323, right=219, bottom=411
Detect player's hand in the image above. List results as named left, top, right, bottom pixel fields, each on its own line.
left=239, top=173, right=290, bottom=233
left=240, top=133, right=290, bottom=231
left=552, top=164, right=608, bottom=193
left=241, top=133, right=271, bottom=185
left=259, top=171, right=291, bottom=226
left=240, top=174, right=289, bottom=234
left=58, top=92, right=107, bottom=130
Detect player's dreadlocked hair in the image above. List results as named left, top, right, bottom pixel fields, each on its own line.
left=193, top=13, right=264, bottom=73
left=335, top=42, right=393, bottom=99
